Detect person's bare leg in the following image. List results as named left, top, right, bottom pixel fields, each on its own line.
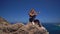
left=32, top=21, right=35, bottom=25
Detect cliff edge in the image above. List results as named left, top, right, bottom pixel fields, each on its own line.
left=0, top=17, right=49, bottom=34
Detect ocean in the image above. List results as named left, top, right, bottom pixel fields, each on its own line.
left=42, top=23, right=60, bottom=34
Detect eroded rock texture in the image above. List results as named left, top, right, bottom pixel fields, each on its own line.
left=0, top=17, right=49, bottom=34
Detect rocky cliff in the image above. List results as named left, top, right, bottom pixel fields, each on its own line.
left=0, top=17, right=10, bottom=25
left=0, top=17, right=49, bottom=34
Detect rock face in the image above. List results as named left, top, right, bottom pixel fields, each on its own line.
left=0, top=17, right=9, bottom=25
left=0, top=17, right=49, bottom=34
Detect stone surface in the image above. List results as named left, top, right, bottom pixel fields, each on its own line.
left=0, top=23, right=49, bottom=34
left=0, top=17, right=10, bottom=25
left=0, top=17, right=49, bottom=34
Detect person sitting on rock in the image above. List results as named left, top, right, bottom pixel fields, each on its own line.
left=29, top=9, right=37, bottom=23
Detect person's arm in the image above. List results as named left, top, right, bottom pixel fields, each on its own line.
left=30, top=13, right=34, bottom=16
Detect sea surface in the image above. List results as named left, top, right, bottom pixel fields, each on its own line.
left=42, top=23, right=60, bottom=34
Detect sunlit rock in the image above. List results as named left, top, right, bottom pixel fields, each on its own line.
left=0, top=17, right=49, bottom=34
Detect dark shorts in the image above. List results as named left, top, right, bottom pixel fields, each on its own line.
left=34, top=19, right=41, bottom=27
left=29, top=15, right=36, bottom=22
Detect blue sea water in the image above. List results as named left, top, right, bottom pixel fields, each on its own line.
left=42, top=23, right=60, bottom=34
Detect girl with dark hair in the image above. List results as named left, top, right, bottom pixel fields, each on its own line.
left=29, top=9, right=37, bottom=22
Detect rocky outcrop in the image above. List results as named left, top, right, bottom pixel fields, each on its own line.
left=0, top=17, right=10, bottom=25
left=0, top=23, right=49, bottom=34
left=0, top=17, right=49, bottom=34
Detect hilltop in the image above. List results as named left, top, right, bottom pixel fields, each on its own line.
left=0, top=17, right=49, bottom=34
